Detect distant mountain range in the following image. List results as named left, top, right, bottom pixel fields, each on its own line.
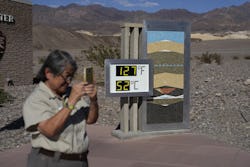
left=33, top=2, right=250, bottom=34
left=33, top=2, right=250, bottom=50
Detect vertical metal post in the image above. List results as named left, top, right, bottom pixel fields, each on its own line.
left=119, top=23, right=143, bottom=134
left=129, top=27, right=139, bottom=132
left=120, top=26, right=130, bottom=133
left=138, top=27, right=144, bottom=131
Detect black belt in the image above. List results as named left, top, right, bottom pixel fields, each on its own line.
left=38, top=148, right=88, bottom=161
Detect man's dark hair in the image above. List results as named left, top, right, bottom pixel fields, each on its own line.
left=36, top=50, right=77, bottom=82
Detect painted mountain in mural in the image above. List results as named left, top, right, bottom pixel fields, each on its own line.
left=147, top=39, right=184, bottom=90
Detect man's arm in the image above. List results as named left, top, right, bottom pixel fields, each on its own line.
left=84, top=83, right=99, bottom=124
left=87, top=95, right=99, bottom=124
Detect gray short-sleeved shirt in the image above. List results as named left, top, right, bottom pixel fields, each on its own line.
left=23, top=82, right=89, bottom=153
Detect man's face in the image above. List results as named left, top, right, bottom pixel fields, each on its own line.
left=45, top=64, right=75, bottom=96
left=0, top=31, right=6, bottom=60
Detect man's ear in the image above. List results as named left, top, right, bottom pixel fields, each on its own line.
left=45, top=68, right=53, bottom=80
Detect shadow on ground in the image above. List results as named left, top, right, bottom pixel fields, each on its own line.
left=0, top=117, right=24, bottom=131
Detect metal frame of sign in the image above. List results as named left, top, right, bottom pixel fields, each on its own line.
left=105, top=59, right=153, bottom=97
left=140, top=21, right=191, bottom=132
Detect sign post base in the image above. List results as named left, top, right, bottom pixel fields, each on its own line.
left=111, top=129, right=190, bottom=140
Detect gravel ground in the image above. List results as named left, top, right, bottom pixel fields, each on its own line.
left=0, top=42, right=249, bottom=152
left=190, top=55, right=250, bottom=151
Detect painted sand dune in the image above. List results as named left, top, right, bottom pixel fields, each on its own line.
left=154, top=72, right=184, bottom=89
left=148, top=40, right=184, bottom=54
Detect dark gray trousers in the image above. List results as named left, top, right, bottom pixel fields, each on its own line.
left=27, top=148, right=88, bottom=167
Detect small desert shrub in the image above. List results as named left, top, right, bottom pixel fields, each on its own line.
left=38, top=56, right=46, bottom=64
left=196, top=52, right=222, bottom=65
left=244, top=56, right=250, bottom=60
left=232, top=56, right=239, bottom=60
left=191, top=38, right=202, bottom=43
left=0, top=89, right=14, bottom=105
left=75, top=56, right=80, bottom=62
left=83, top=44, right=120, bottom=67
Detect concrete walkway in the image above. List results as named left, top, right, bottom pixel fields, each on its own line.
left=0, top=125, right=250, bottom=167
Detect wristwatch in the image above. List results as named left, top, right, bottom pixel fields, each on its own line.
left=64, top=101, right=74, bottom=110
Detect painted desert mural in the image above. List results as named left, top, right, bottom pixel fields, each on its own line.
left=146, top=31, right=184, bottom=124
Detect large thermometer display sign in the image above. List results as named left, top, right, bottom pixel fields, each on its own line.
left=105, top=59, right=153, bottom=97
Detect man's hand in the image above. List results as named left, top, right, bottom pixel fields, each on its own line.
left=83, top=82, right=97, bottom=101
left=68, top=82, right=87, bottom=106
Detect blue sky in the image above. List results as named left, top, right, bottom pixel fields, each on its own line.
left=148, top=31, right=184, bottom=43
left=32, top=0, right=250, bottom=13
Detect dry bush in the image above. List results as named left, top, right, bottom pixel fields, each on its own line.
left=38, top=56, right=46, bottom=64
left=83, top=44, right=120, bottom=67
left=244, top=55, right=250, bottom=60
left=0, top=89, right=14, bottom=106
left=195, top=52, right=222, bottom=65
left=232, top=56, right=239, bottom=60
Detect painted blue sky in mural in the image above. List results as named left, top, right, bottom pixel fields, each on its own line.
left=147, top=31, right=184, bottom=44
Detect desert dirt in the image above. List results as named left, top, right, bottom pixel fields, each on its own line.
left=191, top=31, right=250, bottom=41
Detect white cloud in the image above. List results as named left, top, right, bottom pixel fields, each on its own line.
left=92, top=2, right=105, bottom=6
left=114, top=0, right=159, bottom=7
left=113, top=0, right=133, bottom=7
left=80, top=0, right=91, bottom=4
left=143, top=1, right=159, bottom=7
left=79, top=0, right=105, bottom=6
left=48, top=5, right=60, bottom=8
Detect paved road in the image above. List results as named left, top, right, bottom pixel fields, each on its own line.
left=191, top=39, right=250, bottom=57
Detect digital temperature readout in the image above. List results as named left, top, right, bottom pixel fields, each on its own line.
left=105, top=59, right=153, bottom=97
left=116, top=66, right=137, bottom=76
left=116, top=80, right=130, bottom=91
